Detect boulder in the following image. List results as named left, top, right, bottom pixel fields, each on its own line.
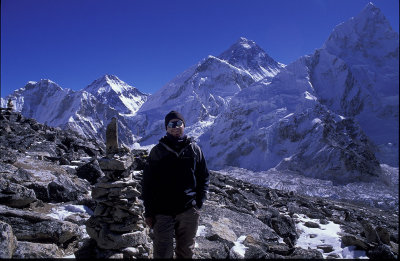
left=0, top=221, right=18, bottom=258
left=270, top=214, right=299, bottom=246
left=340, top=233, right=370, bottom=250
left=12, top=241, right=63, bottom=258
left=289, top=247, right=324, bottom=259
left=0, top=205, right=82, bottom=245
left=193, top=236, right=230, bottom=259
left=367, top=244, right=396, bottom=259
left=76, top=159, right=104, bottom=185
left=0, top=178, right=37, bottom=208
left=376, top=226, right=391, bottom=245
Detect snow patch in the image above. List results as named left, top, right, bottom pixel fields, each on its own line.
left=47, top=204, right=93, bottom=220
left=229, top=235, right=248, bottom=258
left=196, top=225, right=207, bottom=237
left=295, top=214, right=368, bottom=258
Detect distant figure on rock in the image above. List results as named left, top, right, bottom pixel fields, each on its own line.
left=142, top=111, right=210, bottom=259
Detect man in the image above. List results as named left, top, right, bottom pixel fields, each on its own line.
left=142, top=111, right=210, bottom=259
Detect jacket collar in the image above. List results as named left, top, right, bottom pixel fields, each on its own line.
left=159, top=135, right=193, bottom=157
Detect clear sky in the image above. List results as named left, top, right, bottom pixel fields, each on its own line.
left=1, top=0, right=399, bottom=97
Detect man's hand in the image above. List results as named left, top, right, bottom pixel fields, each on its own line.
left=145, top=217, right=155, bottom=228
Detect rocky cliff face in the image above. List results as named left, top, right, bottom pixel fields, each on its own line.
left=0, top=110, right=398, bottom=259
left=312, top=2, right=399, bottom=166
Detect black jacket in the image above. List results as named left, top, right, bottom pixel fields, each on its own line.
left=141, top=134, right=210, bottom=217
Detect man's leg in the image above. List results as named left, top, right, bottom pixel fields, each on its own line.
left=152, top=215, right=175, bottom=258
left=174, top=207, right=200, bottom=258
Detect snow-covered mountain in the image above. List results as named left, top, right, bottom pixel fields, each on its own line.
left=2, top=76, right=148, bottom=146
left=198, top=57, right=381, bottom=184
left=130, top=37, right=283, bottom=145
left=84, top=74, right=148, bottom=115
left=197, top=2, right=398, bottom=183
left=2, top=79, right=77, bottom=127
left=219, top=37, right=285, bottom=81
left=311, top=2, right=399, bottom=166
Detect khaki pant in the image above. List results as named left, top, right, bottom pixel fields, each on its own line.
left=152, top=207, right=200, bottom=259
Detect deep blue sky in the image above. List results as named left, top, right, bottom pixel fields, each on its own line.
left=1, top=0, right=399, bottom=97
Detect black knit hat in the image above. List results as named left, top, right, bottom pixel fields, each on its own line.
left=165, top=111, right=185, bottom=129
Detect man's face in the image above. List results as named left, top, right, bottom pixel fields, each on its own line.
left=166, top=119, right=184, bottom=138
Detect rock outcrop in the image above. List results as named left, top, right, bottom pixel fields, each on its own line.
left=193, top=171, right=398, bottom=259
left=0, top=109, right=105, bottom=257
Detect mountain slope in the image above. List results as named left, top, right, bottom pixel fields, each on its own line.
left=131, top=38, right=283, bottom=145
left=198, top=57, right=381, bottom=184
left=2, top=77, right=146, bottom=146
left=311, top=2, right=399, bottom=166
left=197, top=2, right=398, bottom=183
left=218, top=37, right=284, bottom=81
left=84, top=74, right=149, bottom=115
left=3, top=80, right=78, bottom=127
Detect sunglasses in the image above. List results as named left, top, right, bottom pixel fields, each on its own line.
left=167, top=120, right=184, bottom=128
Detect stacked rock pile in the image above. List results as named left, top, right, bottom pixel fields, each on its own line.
left=79, top=118, right=152, bottom=258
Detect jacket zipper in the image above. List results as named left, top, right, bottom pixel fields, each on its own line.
left=160, top=142, right=191, bottom=158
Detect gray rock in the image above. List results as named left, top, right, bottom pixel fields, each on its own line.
left=0, top=205, right=82, bottom=245
left=0, top=221, right=17, bottom=258
left=96, top=230, right=148, bottom=250
left=243, top=244, right=270, bottom=259
left=194, top=236, right=229, bottom=259
left=317, top=244, right=334, bottom=253
left=290, top=247, right=324, bottom=259
left=270, top=214, right=299, bottom=245
left=340, top=233, right=370, bottom=250
left=76, top=159, right=104, bottom=185
left=12, top=241, right=63, bottom=258
left=376, top=226, right=391, bottom=245
left=367, top=244, right=396, bottom=259
left=98, top=156, right=135, bottom=171
left=0, top=178, right=37, bottom=208
left=304, top=221, right=321, bottom=228
left=266, top=242, right=292, bottom=255
left=47, top=173, right=91, bottom=203
left=200, top=203, right=279, bottom=243
left=361, top=219, right=380, bottom=243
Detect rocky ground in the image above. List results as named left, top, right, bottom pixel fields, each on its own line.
left=0, top=109, right=398, bottom=259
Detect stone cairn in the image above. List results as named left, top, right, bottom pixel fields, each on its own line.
left=83, top=117, right=152, bottom=258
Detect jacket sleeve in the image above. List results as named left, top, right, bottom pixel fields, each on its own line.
left=194, top=145, right=210, bottom=209
left=141, top=147, right=158, bottom=218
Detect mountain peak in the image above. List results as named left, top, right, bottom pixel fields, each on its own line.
left=86, top=74, right=130, bottom=94
left=93, top=74, right=123, bottom=86
left=103, top=74, right=121, bottom=82
left=355, top=2, right=388, bottom=25
left=322, top=1, right=398, bottom=64
left=360, top=2, right=381, bottom=16
left=84, top=75, right=148, bottom=114
left=219, top=37, right=263, bottom=58
left=218, top=37, right=283, bottom=81
left=234, top=37, right=258, bottom=49
left=24, top=79, right=62, bottom=91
